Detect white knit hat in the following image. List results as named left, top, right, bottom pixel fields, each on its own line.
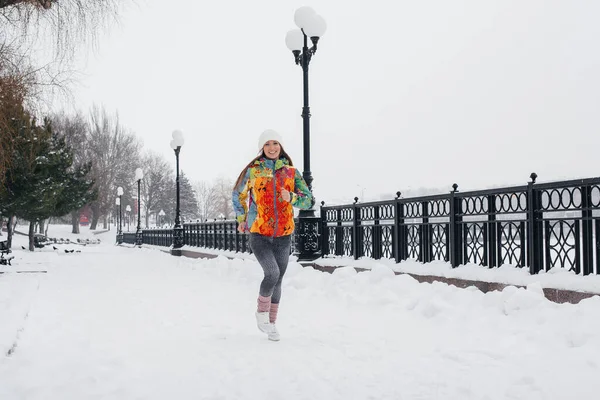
left=257, top=129, right=284, bottom=152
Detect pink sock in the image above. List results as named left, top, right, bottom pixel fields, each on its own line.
left=269, top=303, right=279, bottom=324
left=257, top=295, right=271, bottom=313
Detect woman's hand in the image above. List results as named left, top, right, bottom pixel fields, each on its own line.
left=281, top=189, right=291, bottom=202
left=238, top=221, right=248, bottom=233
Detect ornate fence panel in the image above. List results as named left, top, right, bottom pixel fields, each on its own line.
left=454, top=186, right=528, bottom=269
left=533, top=178, right=600, bottom=275
left=322, top=204, right=355, bottom=258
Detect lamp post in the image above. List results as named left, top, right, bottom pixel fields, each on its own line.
left=285, top=6, right=327, bottom=261
left=159, top=209, right=165, bottom=228
left=170, top=130, right=185, bottom=255
left=135, top=168, right=144, bottom=246
left=117, top=186, right=123, bottom=244
left=126, top=205, right=131, bottom=232
left=114, top=197, right=119, bottom=239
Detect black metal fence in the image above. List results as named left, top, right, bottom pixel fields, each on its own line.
left=121, top=174, right=600, bottom=276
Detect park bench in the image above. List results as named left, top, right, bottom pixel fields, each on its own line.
left=0, top=240, right=14, bottom=266
left=76, top=238, right=101, bottom=245
left=33, top=234, right=49, bottom=248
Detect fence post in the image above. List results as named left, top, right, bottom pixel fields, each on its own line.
left=213, top=220, right=218, bottom=250
left=373, top=205, right=381, bottom=260
left=335, top=208, right=343, bottom=256
left=393, top=192, right=402, bottom=263
left=352, top=197, right=361, bottom=260
left=319, top=202, right=329, bottom=257
left=421, top=201, right=430, bottom=263
left=223, top=219, right=228, bottom=251
left=235, top=221, right=240, bottom=252
left=527, top=173, right=543, bottom=274
left=449, top=184, right=462, bottom=267
left=581, top=184, right=593, bottom=275
left=487, top=194, right=497, bottom=268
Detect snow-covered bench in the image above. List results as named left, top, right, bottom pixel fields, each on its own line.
left=76, top=238, right=101, bottom=245
left=0, top=240, right=14, bottom=266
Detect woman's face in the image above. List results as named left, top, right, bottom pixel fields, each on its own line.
left=263, top=140, right=281, bottom=160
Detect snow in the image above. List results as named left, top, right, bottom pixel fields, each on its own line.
left=164, top=244, right=600, bottom=295
left=314, top=256, right=600, bottom=294
left=1, top=225, right=600, bottom=399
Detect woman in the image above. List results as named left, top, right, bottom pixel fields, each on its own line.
left=232, top=129, right=313, bottom=341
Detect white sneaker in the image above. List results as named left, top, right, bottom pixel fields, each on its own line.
left=255, top=312, right=272, bottom=334
left=268, top=325, right=280, bottom=341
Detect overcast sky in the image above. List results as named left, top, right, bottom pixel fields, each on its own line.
left=65, top=0, right=600, bottom=204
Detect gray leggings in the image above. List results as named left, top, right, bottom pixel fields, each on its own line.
left=249, top=233, right=291, bottom=304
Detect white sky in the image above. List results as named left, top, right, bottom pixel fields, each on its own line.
left=65, top=0, right=600, bottom=204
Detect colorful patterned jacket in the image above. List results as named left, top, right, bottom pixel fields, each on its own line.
left=232, top=157, right=313, bottom=237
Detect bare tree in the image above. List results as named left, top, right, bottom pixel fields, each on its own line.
left=1, top=1, right=122, bottom=58
left=211, top=177, right=235, bottom=220
left=139, top=151, right=173, bottom=228
left=86, top=105, right=141, bottom=230
left=1, top=0, right=127, bottom=115
left=193, top=180, right=217, bottom=222
left=50, top=110, right=89, bottom=233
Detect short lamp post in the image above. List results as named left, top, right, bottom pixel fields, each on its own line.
left=126, top=205, right=131, bottom=232
left=170, top=130, right=185, bottom=255
left=135, top=168, right=144, bottom=247
left=115, top=197, right=120, bottom=241
left=285, top=6, right=327, bottom=262
left=117, top=186, right=123, bottom=244
left=158, top=209, right=165, bottom=228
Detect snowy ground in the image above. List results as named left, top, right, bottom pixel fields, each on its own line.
left=1, top=225, right=600, bottom=399
left=183, top=246, right=600, bottom=294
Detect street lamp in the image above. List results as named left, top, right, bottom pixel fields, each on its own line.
left=170, top=130, right=185, bottom=255
left=159, top=209, right=165, bottom=227
left=114, top=197, right=119, bottom=238
left=285, top=6, right=327, bottom=261
left=285, top=6, right=326, bottom=196
left=117, top=186, right=123, bottom=244
left=135, top=168, right=144, bottom=246
left=126, top=205, right=131, bottom=232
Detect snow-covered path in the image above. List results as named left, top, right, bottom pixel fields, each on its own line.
left=1, top=235, right=600, bottom=399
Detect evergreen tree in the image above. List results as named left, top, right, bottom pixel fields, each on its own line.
left=179, top=171, right=198, bottom=222
left=1, top=116, right=95, bottom=250
left=0, top=100, right=45, bottom=248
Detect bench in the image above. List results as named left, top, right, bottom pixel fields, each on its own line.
left=0, top=240, right=14, bottom=266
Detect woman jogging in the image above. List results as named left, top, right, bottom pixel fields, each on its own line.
left=232, top=129, right=313, bottom=341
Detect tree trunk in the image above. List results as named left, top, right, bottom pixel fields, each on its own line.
left=28, top=220, right=35, bottom=251
left=6, top=215, right=15, bottom=249
left=90, top=203, right=100, bottom=230
left=38, top=219, right=45, bottom=234
left=71, top=211, right=80, bottom=234
left=102, top=216, right=108, bottom=230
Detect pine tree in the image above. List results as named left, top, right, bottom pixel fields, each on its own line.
left=1, top=116, right=96, bottom=250
left=179, top=171, right=199, bottom=222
